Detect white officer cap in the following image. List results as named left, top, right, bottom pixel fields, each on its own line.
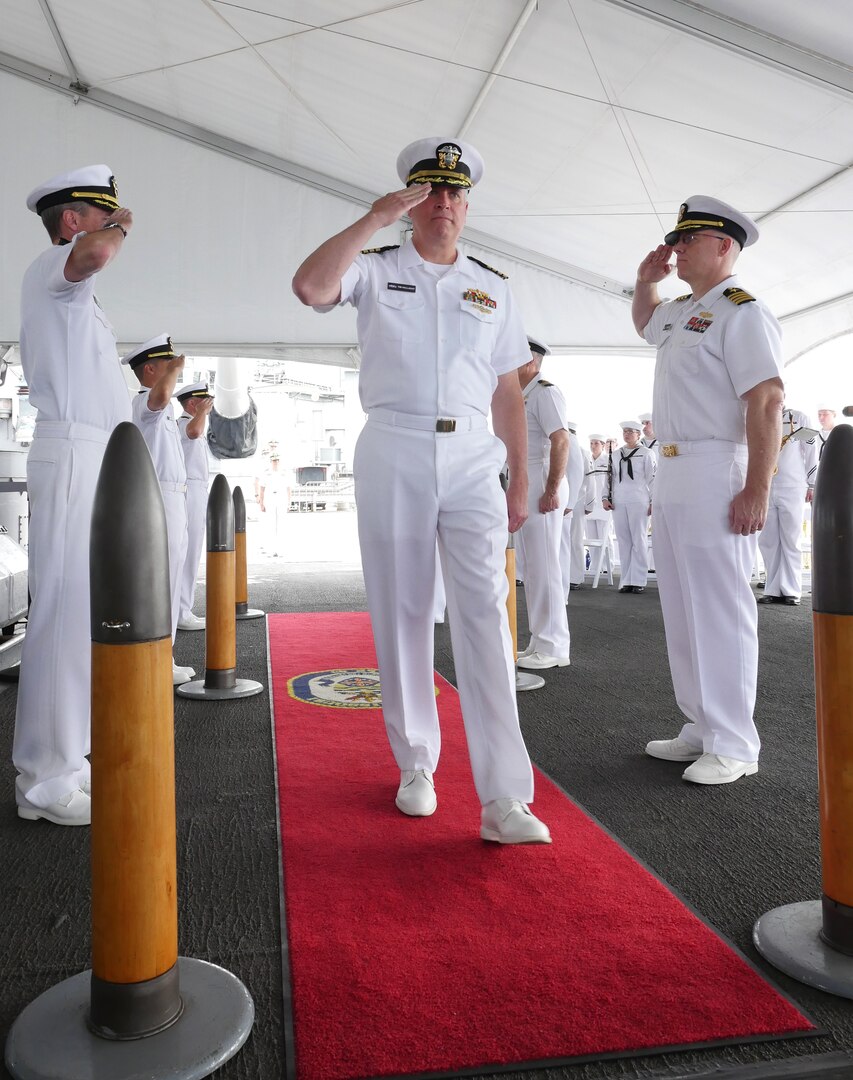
left=816, top=403, right=835, bottom=412
left=664, top=195, right=758, bottom=249
left=638, top=412, right=653, bottom=422
left=26, top=164, right=119, bottom=215
left=176, top=381, right=213, bottom=403
left=589, top=433, right=606, bottom=442
left=527, top=336, right=551, bottom=357
left=122, top=334, right=179, bottom=370
left=620, top=419, right=642, bottom=432
left=396, top=138, right=484, bottom=189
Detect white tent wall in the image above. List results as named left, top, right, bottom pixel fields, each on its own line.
left=0, top=70, right=640, bottom=362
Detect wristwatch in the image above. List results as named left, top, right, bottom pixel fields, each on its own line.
left=101, top=222, right=127, bottom=238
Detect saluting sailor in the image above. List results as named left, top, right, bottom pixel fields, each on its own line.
left=175, top=382, right=214, bottom=630
left=293, top=137, right=550, bottom=844
left=633, top=196, right=784, bottom=785
left=757, top=406, right=818, bottom=606
left=124, top=335, right=194, bottom=685
left=14, top=164, right=133, bottom=826
left=515, top=337, right=571, bottom=670
left=602, top=421, right=655, bottom=593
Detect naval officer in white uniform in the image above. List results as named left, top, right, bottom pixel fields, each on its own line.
left=515, top=337, right=571, bottom=670
left=633, top=196, right=784, bottom=785
left=14, top=164, right=132, bottom=826
left=293, top=137, right=550, bottom=844
left=124, top=335, right=195, bottom=685
left=176, top=382, right=214, bottom=630
left=757, top=407, right=817, bottom=606
left=602, top=421, right=655, bottom=593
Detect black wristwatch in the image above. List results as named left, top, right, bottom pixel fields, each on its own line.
left=102, top=222, right=127, bottom=238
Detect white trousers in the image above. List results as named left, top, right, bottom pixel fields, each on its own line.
left=162, top=488, right=189, bottom=642
left=353, top=419, right=534, bottom=806
left=568, top=501, right=586, bottom=585
left=179, top=478, right=207, bottom=620
left=612, top=502, right=650, bottom=586
left=653, top=447, right=760, bottom=761
left=517, top=465, right=570, bottom=657
left=14, top=426, right=109, bottom=807
left=758, top=484, right=806, bottom=599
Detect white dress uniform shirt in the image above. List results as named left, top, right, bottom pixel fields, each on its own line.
left=758, top=409, right=818, bottom=601
left=178, top=413, right=211, bottom=621
left=517, top=375, right=570, bottom=659
left=132, top=391, right=188, bottom=639
left=610, top=443, right=655, bottom=588
left=643, top=275, right=784, bottom=762
left=316, top=239, right=536, bottom=807
left=14, top=233, right=131, bottom=810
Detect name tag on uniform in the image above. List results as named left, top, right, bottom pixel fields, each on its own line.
left=387, top=282, right=416, bottom=292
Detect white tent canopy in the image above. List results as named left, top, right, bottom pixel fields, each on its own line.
left=2, top=0, right=853, bottom=365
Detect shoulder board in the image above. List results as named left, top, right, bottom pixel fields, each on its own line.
left=675, top=294, right=692, bottom=302
left=360, top=245, right=400, bottom=255
left=467, top=255, right=508, bottom=279
left=723, top=287, right=756, bottom=305
left=537, top=379, right=554, bottom=387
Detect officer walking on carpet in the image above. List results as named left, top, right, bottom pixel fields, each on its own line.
left=293, top=136, right=550, bottom=844
left=13, top=164, right=133, bottom=826
left=633, top=196, right=784, bottom=785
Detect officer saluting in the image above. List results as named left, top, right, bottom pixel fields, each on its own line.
left=293, top=137, right=550, bottom=844
left=633, top=196, right=784, bottom=785
left=14, top=165, right=133, bottom=826
left=123, top=335, right=194, bottom=685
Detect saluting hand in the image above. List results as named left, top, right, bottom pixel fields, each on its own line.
left=105, top=207, right=134, bottom=235
left=166, top=354, right=186, bottom=377
left=369, top=184, right=433, bottom=229
left=636, top=245, right=674, bottom=284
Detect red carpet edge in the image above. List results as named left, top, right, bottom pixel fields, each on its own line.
left=267, top=612, right=816, bottom=1080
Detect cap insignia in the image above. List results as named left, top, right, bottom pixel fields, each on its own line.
left=437, top=143, right=462, bottom=171
left=678, top=203, right=687, bottom=222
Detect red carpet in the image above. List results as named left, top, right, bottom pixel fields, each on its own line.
left=269, top=612, right=814, bottom=1080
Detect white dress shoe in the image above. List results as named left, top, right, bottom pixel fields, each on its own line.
left=395, top=770, right=437, bottom=816
left=177, top=613, right=206, bottom=631
left=682, top=753, right=758, bottom=785
left=645, top=736, right=703, bottom=762
left=480, top=799, right=551, bottom=844
left=517, top=642, right=535, bottom=658
left=516, top=651, right=570, bottom=670
left=18, top=788, right=91, bottom=826
left=172, top=663, right=196, bottom=686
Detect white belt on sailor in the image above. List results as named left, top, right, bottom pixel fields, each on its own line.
left=160, top=481, right=188, bottom=493
left=659, top=439, right=744, bottom=457
left=367, top=409, right=487, bottom=433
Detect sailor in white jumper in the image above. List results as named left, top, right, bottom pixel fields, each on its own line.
left=14, top=164, right=132, bottom=826
left=633, top=195, right=784, bottom=785
left=124, top=335, right=195, bottom=686
left=293, top=137, right=549, bottom=844
left=176, top=382, right=214, bottom=630
left=757, top=407, right=817, bottom=605
left=603, top=421, right=655, bottom=593
left=516, top=337, right=570, bottom=670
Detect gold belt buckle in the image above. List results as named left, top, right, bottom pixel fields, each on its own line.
left=662, top=443, right=679, bottom=457
left=435, top=419, right=456, bottom=433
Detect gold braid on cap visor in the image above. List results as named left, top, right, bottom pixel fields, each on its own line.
left=407, top=170, right=472, bottom=187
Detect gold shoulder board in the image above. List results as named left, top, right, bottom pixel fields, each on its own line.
left=723, top=287, right=756, bottom=305
left=467, top=255, right=508, bottom=279
left=360, top=244, right=400, bottom=255
left=675, top=294, right=692, bottom=302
